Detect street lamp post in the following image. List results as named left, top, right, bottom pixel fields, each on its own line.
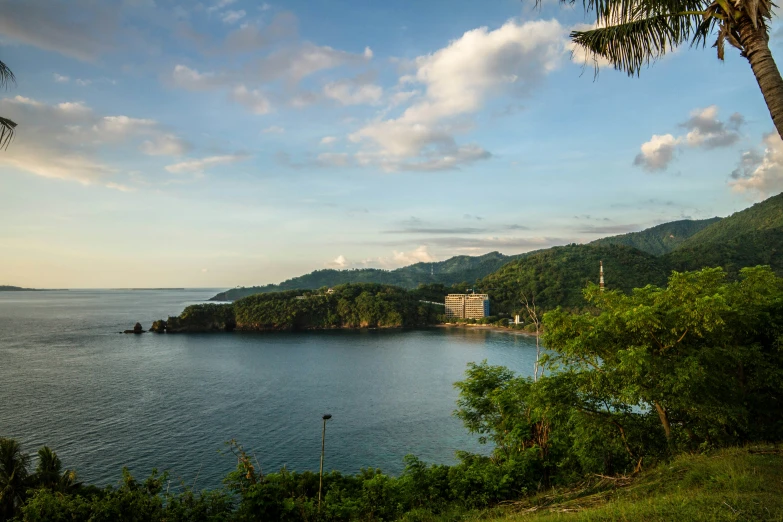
left=318, top=413, right=332, bottom=511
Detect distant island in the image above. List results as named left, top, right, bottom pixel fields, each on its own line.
left=0, top=285, right=63, bottom=291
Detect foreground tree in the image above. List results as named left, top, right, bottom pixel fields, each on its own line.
left=0, top=438, right=31, bottom=520
left=562, top=0, right=783, bottom=139
left=0, top=59, right=16, bottom=149
left=543, top=266, right=783, bottom=448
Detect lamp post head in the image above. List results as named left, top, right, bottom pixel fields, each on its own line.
left=322, top=414, right=332, bottom=420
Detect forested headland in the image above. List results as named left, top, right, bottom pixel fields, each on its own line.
left=158, top=283, right=445, bottom=333
left=6, top=266, right=783, bottom=521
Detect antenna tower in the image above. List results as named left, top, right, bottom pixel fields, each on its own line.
left=599, top=261, right=605, bottom=292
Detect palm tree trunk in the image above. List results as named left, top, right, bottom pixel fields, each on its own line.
left=738, top=18, right=783, bottom=140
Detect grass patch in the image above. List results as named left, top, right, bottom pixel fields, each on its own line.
left=483, top=446, right=783, bottom=522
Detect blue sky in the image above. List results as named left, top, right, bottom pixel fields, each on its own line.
left=1, top=0, right=782, bottom=288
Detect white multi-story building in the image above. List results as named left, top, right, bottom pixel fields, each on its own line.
left=445, top=294, right=490, bottom=319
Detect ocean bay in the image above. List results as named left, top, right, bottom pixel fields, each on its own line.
left=0, top=289, right=536, bottom=489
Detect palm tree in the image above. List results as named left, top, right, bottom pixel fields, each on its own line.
left=0, top=438, right=31, bottom=520
left=0, top=59, right=16, bottom=149
left=35, top=446, right=79, bottom=493
left=561, top=0, right=783, bottom=139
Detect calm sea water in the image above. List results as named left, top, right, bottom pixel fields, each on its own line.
left=0, top=290, right=536, bottom=489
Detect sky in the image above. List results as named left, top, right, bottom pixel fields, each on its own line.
left=1, top=0, right=783, bottom=289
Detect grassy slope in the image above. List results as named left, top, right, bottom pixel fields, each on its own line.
left=483, top=447, right=783, bottom=522
left=590, top=217, right=721, bottom=255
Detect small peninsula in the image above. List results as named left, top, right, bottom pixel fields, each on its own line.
left=151, top=283, right=446, bottom=333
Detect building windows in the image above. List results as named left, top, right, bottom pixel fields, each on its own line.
left=445, top=294, right=489, bottom=319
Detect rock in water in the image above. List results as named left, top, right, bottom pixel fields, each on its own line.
left=124, top=322, right=145, bottom=334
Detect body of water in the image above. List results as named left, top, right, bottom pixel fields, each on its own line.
left=0, top=289, right=536, bottom=489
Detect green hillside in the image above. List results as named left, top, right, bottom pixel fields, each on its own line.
left=590, top=217, right=720, bottom=255
left=680, top=192, right=783, bottom=247
left=210, top=251, right=519, bottom=301
left=478, top=244, right=668, bottom=313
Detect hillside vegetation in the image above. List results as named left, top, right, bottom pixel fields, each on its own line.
left=683, top=192, right=783, bottom=247
left=164, top=283, right=443, bottom=332
left=478, top=244, right=668, bottom=312
left=589, top=217, right=720, bottom=255
left=210, top=252, right=518, bottom=301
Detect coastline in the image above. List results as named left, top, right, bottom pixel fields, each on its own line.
left=435, top=323, right=538, bottom=337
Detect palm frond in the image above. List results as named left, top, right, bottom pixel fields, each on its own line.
left=0, top=60, right=15, bottom=90
left=571, top=13, right=699, bottom=76
left=0, top=117, right=17, bottom=149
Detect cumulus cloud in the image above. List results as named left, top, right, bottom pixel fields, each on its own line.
left=349, top=19, right=566, bottom=171
left=680, top=106, right=742, bottom=149
left=165, top=154, right=249, bottom=174
left=634, top=134, right=680, bottom=172
left=262, top=126, right=285, bottom=134
left=391, top=245, right=437, bottom=265
left=634, top=106, right=744, bottom=172
left=231, top=85, right=272, bottom=114
left=0, top=96, right=188, bottom=189
left=320, top=136, right=337, bottom=145
left=53, top=73, right=70, bottom=83
left=327, top=254, right=350, bottom=268
left=730, top=132, right=783, bottom=197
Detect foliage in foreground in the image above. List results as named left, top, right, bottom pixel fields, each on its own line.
left=5, top=266, right=783, bottom=521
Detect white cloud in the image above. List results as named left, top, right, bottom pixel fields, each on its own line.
left=165, top=154, right=249, bottom=174
left=222, top=9, right=246, bottom=24
left=53, top=73, right=70, bottom=83
left=140, top=134, right=190, bottom=156
left=349, top=19, right=566, bottom=171
left=363, top=46, right=373, bottom=59
left=730, top=132, right=783, bottom=197
left=320, top=136, right=337, bottom=145
left=323, top=80, right=383, bottom=105
left=231, top=84, right=272, bottom=114
left=262, top=126, right=285, bottom=133
left=634, top=106, right=744, bottom=171
left=328, top=254, right=349, bottom=268
left=0, top=96, right=184, bottom=189
left=633, top=134, right=680, bottom=172
left=680, top=105, right=742, bottom=149
left=391, top=246, right=437, bottom=266
left=75, top=78, right=92, bottom=86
